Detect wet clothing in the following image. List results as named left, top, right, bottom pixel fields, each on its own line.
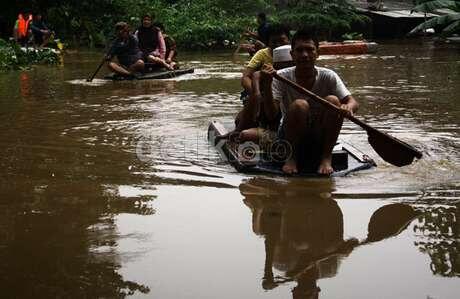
left=246, top=47, right=272, bottom=70
left=30, top=19, right=49, bottom=45
left=134, top=26, right=166, bottom=59
left=108, top=34, right=143, bottom=68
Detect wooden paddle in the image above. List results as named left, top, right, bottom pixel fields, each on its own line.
left=273, top=73, right=423, bottom=167
left=87, top=44, right=114, bottom=82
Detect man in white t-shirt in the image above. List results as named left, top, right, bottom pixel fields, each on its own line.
left=264, top=28, right=359, bottom=175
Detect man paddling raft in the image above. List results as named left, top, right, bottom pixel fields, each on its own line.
left=265, top=28, right=359, bottom=175
left=106, top=22, right=145, bottom=78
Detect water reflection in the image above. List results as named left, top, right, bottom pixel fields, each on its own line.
left=415, top=204, right=460, bottom=277
left=0, top=181, right=152, bottom=297
left=240, top=178, right=419, bottom=298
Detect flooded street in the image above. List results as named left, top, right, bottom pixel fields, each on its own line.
left=0, top=39, right=459, bottom=298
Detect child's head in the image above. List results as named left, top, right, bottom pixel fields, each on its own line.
left=266, top=24, right=290, bottom=50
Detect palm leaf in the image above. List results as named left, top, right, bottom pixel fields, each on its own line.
left=411, top=0, right=460, bottom=13
left=408, top=13, right=460, bottom=34
left=442, top=18, right=460, bottom=31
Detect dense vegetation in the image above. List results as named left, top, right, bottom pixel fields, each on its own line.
left=0, top=39, right=60, bottom=70
left=409, top=0, right=460, bottom=35
left=3, top=0, right=369, bottom=49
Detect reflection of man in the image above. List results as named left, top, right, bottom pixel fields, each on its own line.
left=240, top=178, right=419, bottom=299
left=240, top=178, right=355, bottom=299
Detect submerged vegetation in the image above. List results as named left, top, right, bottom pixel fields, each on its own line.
left=5, top=0, right=369, bottom=49
left=0, top=39, right=60, bottom=70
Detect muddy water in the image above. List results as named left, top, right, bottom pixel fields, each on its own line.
left=0, top=40, right=459, bottom=298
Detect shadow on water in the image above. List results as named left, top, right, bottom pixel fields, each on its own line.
left=240, top=178, right=420, bottom=298
left=414, top=203, right=460, bottom=278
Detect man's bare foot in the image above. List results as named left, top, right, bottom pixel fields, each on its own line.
left=318, top=157, right=334, bottom=175
left=282, top=158, right=298, bottom=174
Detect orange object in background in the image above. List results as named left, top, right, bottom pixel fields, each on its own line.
left=16, top=13, right=32, bottom=38
left=319, top=41, right=378, bottom=55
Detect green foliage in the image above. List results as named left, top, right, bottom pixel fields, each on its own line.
left=7, top=0, right=368, bottom=48
left=276, top=0, right=370, bottom=40
left=410, top=0, right=460, bottom=35
left=116, top=0, right=262, bottom=49
left=0, top=39, right=60, bottom=70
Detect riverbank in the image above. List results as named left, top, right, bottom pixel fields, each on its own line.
left=0, top=39, right=61, bottom=70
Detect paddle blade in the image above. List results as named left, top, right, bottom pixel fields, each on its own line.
left=366, top=203, right=420, bottom=243
left=367, top=128, right=423, bottom=167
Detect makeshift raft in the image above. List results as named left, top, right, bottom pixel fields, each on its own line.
left=104, top=67, right=194, bottom=80
left=208, top=120, right=376, bottom=177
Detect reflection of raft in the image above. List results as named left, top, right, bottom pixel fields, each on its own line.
left=319, top=41, right=378, bottom=55
left=208, top=120, right=376, bottom=177
left=104, top=67, right=194, bottom=80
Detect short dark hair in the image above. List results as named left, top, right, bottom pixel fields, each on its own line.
left=142, top=13, right=155, bottom=20
left=267, top=23, right=290, bottom=39
left=115, top=21, right=128, bottom=31
left=257, top=12, right=266, bottom=21
left=291, top=28, right=319, bottom=49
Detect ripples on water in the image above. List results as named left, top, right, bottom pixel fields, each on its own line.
left=0, top=42, right=459, bottom=298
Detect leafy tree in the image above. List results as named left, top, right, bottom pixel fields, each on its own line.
left=3, top=0, right=369, bottom=48
left=409, top=0, right=460, bottom=36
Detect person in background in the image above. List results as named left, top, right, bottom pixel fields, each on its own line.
left=14, top=13, right=33, bottom=46
left=242, top=12, right=270, bottom=56
left=233, top=24, right=290, bottom=134
left=134, top=14, right=171, bottom=70
left=30, top=13, right=52, bottom=47
left=106, top=22, right=145, bottom=78
left=154, top=22, right=178, bottom=69
left=237, top=45, right=294, bottom=149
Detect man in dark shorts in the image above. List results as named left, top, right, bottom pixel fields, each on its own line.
left=266, top=28, right=359, bottom=175
left=107, top=22, right=145, bottom=77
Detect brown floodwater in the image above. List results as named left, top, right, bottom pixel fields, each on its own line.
left=0, top=39, right=459, bottom=298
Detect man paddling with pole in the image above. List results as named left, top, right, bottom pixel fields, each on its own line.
left=106, top=22, right=145, bottom=78
left=263, top=28, right=359, bottom=175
